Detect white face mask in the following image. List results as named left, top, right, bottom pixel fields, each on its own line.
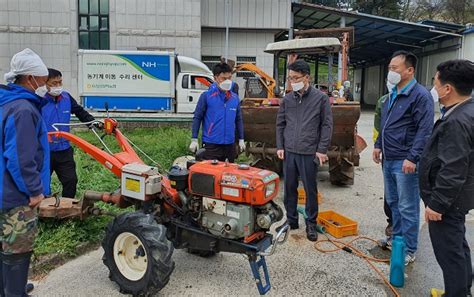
left=387, top=71, right=401, bottom=86
left=430, top=87, right=439, bottom=103
left=219, top=79, right=232, bottom=91
left=430, top=86, right=447, bottom=103
left=291, top=81, right=305, bottom=92
left=30, top=77, right=48, bottom=98
left=48, top=86, right=63, bottom=97
left=386, top=82, right=396, bottom=93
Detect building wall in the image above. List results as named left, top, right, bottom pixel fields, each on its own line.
left=0, top=0, right=203, bottom=99
left=201, top=0, right=289, bottom=29
left=363, top=65, right=383, bottom=105
left=112, top=0, right=202, bottom=59
left=462, top=32, right=474, bottom=61
left=0, top=0, right=78, bottom=97
left=201, top=29, right=277, bottom=96
left=418, top=38, right=461, bottom=87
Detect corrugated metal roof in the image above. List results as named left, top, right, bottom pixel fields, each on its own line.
left=292, top=3, right=464, bottom=67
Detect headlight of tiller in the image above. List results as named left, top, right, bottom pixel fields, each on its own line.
left=265, top=181, right=276, bottom=197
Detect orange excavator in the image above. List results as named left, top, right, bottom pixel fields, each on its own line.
left=38, top=113, right=288, bottom=296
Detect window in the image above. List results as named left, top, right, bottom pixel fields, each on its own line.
left=182, top=74, right=189, bottom=89
left=202, top=56, right=221, bottom=71
left=191, top=76, right=212, bottom=90
left=236, top=56, right=256, bottom=78
left=79, top=0, right=109, bottom=49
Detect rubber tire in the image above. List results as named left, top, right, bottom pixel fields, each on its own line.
left=186, top=248, right=217, bottom=258
left=102, top=212, right=175, bottom=296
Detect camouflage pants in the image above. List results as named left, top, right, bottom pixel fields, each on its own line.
left=0, top=205, right=38, bottom=255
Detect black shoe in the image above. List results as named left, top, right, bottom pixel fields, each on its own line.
left=26, top=283, right=34, bottom=294
left=385, top=224, right=393, bottom=237
left=289, top=222, right=299, bottom=230
left=306, top=225, right=318, bottom=242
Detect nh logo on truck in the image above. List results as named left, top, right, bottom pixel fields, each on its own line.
left=142, top=61, right=156, bottom=68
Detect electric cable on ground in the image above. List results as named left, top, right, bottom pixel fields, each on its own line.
left=314, top=232, right=401, bottom=297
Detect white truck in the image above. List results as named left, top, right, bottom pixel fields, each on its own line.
left=78, top=50, right=214, bottom=113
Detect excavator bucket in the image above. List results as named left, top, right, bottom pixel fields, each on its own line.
left=241, top=101, right=366, bottom=185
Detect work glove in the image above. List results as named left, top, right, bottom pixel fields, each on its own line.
left=189, top=138, right=199, bottom=153
left=88, top=121, right=104, bottom=130
left=238, top=139, right=246, bottom=153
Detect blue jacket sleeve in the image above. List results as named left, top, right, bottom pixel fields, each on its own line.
left=235, top=103, right=244, bottom=140
left=407, top=93, right=434, bottom=163
left=191, top=93, right=207, bottom=139
left=3, top=109, right=44, bottom=196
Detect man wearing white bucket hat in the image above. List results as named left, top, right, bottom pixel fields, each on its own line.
left=0, top=48, right=51, bottom=296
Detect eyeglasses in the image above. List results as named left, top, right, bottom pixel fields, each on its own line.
left=287, top=75, right=304, bottom=82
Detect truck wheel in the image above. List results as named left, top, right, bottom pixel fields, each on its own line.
left=102, top=212, right=175, bottom=296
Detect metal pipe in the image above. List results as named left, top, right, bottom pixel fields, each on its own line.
left=72, top=117, right=193, bottom=123
left=246, top=146, right=355, bottom=160
left=428, top=28, right=463, bottom=37
left=386, top=40, right=423, bottom=49
left=337, top=16, right=346, bottom=85
left=273, top=54, right=280, bottom=95
left=314, top=55, right=319, bottom=85
left=178, top=191, right=188, bottom=207
left=328, top=53, right=333, bottom=91
left=288, top=0, right=294, bottom=40
left=224, top=0, right=230, bottom=62
left=83, top=190, right=128, bottom=208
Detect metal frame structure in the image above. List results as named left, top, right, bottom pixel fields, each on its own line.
left=289, top=3, right=464, bottom=68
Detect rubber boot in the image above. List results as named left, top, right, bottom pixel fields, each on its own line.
left=2, top=252, right=31, bottom=297
left=0, top=252, right=5, bottom=297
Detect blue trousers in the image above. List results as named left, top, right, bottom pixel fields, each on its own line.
left=283, top=152, right=318, bottom=227
left=383, top=159, right=420, bottom=254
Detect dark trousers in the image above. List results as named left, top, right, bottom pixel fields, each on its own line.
left=50, top=147, right=78, bottom=198
left=429, top=208, right=472, bottom=297
left=384, top=197, right=393, bottom=225
left=201, top=143, right=236, bottom=163
left=381, top=163, right=393, bottom=226
left=283, top=152, right=318, bottom=227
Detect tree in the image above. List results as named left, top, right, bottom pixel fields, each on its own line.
left=403, top=0, right=445, bottom=22
left=443, top=0, right=474, bottom=24
left=402, top=0, right=474, bottom=24
left=352, top=0, right=403, bottom=18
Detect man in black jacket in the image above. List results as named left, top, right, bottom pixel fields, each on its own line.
left=419, top=60, right=474, bottom=297
left=276, top=60, right=333, bottom=241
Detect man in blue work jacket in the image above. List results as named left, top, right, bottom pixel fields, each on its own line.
left=0, top=48, right=51, bottom=297
left=189, top=62, right=245, bottom=162
left=42, top=68, right=101, bottom=198
left=373, top=51, right=434, bottom=265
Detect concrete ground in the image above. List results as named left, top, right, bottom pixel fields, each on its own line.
left=33, top=111, right=473, bottom=296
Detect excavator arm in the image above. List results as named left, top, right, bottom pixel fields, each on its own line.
left=235, top=63, right=276, bottom=98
